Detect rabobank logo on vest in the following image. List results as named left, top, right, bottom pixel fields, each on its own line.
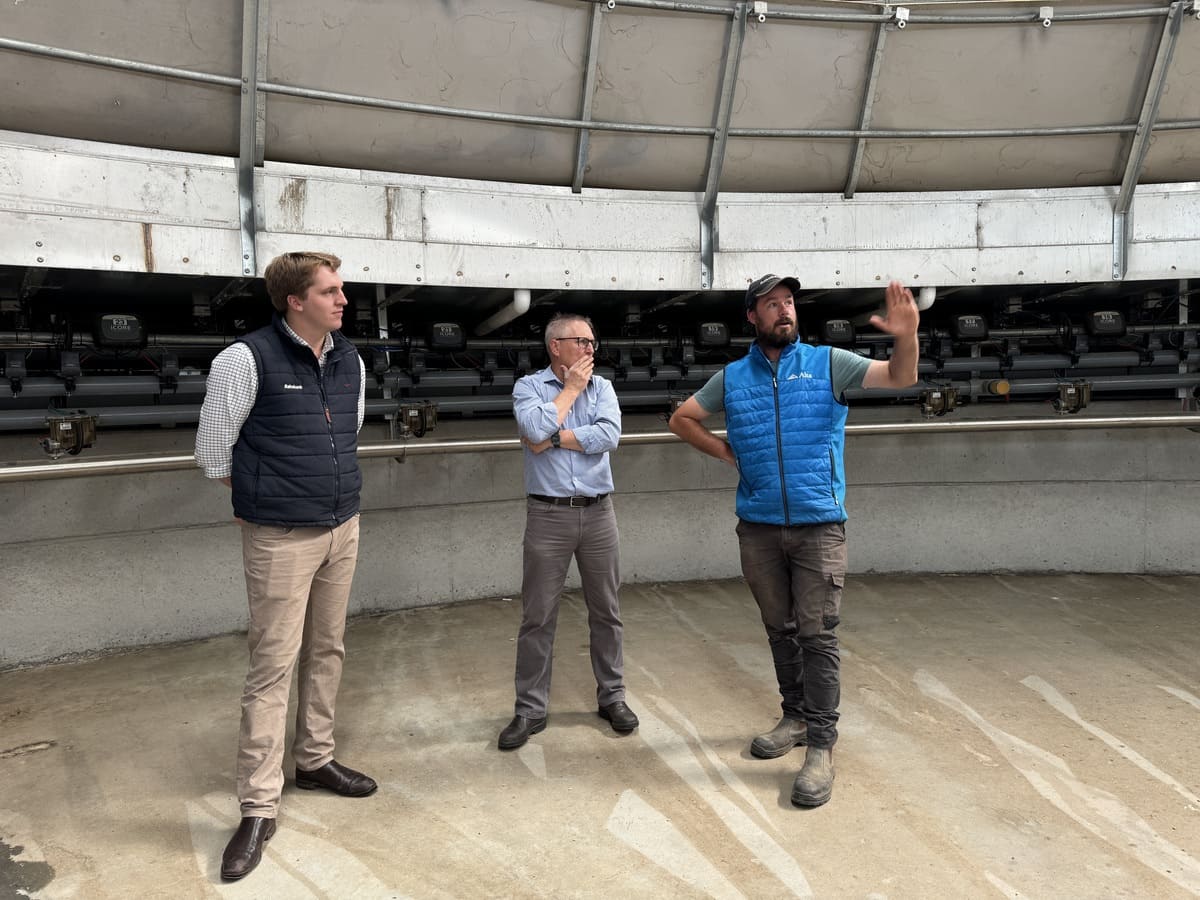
left=283, top=383, right=303, bottom=390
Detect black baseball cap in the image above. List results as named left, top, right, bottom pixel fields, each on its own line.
left=745, top=274, right=801, bottom=310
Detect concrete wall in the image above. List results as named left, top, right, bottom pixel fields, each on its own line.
left=2, top=413, right=1198, bottom=668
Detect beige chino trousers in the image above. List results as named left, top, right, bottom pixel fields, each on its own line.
left=236, top=515, right=359, bottom=817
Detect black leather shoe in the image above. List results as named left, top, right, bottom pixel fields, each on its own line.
left=498, top=714, right=547, bottom=750
left=295, top=759, right=378, bottom=797
left=220, top=816, right=276, bottom=881
left=598, top=700, right=639, bottom=733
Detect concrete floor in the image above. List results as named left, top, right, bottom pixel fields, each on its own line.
left=1, top=574, right=1198, bottom=899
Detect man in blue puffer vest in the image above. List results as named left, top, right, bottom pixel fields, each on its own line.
left=670, top=274, right=919, bottom=808
left=196, top=251, right=376, bottom=881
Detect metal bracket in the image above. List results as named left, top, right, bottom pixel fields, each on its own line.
left=571, top=2, right=605, bottom=193
left=699, top=3, right=748, bottom=289
left=1112, top=0, right=1184, bottom=279
left=237, top=0, right=268, bottom=277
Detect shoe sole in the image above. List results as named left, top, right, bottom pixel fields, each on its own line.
left=749, top=737, right=806, bottom=760
left=295, top=779, right=378, bottom=797
left=597, top=710, right=638, bottom=733
left=790, top=789, right=832, bottom=808
left=498, top=718, right=547, bottom=750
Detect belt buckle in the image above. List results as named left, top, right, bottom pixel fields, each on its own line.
left=568, top=495, right=587, bottom=508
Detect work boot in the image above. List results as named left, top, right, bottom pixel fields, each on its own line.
left=790, top=746, right=834, bottom=808
left=750, top=716, right=807, bottom=759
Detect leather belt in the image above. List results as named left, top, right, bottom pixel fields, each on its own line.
left=529, top=493, right=608, bottom=508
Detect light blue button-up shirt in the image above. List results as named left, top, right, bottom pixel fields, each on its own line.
left=513, top=367, right=621, bottom=497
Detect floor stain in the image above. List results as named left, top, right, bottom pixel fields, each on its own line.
left=0, top=742, right=55, bottom=760
left=0, top=837, right=55, bottom=899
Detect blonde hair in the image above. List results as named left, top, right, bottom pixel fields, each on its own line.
left=263, top=251, right=342, bottom=312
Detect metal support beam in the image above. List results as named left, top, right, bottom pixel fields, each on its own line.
left=573, top=0, right=1172, bottom=24
left=699, top=3, right=747, bottom=290
left=645, top=291, right=701, bottom=315
left=532, top=290, right=566, bottom=308
left=1112, top=0, right=1183, bottom=280
left=2, top=34, right=1197, bottom=144
left=237, top=0, right=267, bottom=277
left=571, top=2, right=605, bottom=193
left=210, top=278, right=251, bottom=312
left=843, top=22, right=889, bottom=199
left=19, top=267, right=48, bottom=302
left=377, top=285, right=421, bottom=310
left=1180, top=277, right=1192, bottom=403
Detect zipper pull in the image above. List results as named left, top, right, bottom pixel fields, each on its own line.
left=324, top=406, right=331, bottom=424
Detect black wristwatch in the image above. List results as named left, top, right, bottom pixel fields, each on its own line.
left=550, top=429, right=562, bottom=448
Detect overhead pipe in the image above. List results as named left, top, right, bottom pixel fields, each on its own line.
left=5, top=351, right=1193, bottom=402
left=7, top=376, right=208, bottom=399
left=474, top=289, right=532, bottom=337
left=4, top=373, right=1196, bottom=433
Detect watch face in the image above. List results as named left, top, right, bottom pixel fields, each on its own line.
left=551, top=431, right=561, bottom=447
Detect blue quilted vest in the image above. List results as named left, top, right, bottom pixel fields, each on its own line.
left=230, top=317, right=362, bottom=527
left=724, top=341, right=848, bottom=526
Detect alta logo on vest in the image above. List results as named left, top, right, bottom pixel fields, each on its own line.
left=283, top=383, right=303, bottom=390
left=787, top=372, right=813, bottom=380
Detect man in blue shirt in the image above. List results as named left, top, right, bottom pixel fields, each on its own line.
left=498, top=312, right=639, bottom=749
left=669, top=275, right=919, bottom=808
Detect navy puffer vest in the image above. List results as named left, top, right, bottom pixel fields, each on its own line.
left=231, top=316, right=362, bottom=526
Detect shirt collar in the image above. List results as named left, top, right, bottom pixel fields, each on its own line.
left=281, top=318, right=333, bottom=359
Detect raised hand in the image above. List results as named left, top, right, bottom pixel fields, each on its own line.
left=869, top=280, right=920, bottom=338
left=561, top=355, right=594, bottom=393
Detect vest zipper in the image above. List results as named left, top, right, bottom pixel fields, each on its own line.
left=318, top=374, right=340, bottom=520
left=772, top=372, right=790, bottom=525
left=828, top=447, right=839, bottom=505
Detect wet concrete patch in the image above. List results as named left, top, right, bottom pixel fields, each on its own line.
left=0, top=837, right=55, bottom=899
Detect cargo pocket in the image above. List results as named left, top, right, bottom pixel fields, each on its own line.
left=822, top=572, right=844, bottom=631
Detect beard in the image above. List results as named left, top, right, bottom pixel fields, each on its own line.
left=756, top=320, right=798, bottom=349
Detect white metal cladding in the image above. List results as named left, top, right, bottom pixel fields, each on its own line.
left=0, top=0, right=1198, bottom=286
left=0, top=0, right=1197, bottom=193
left=2, top=131, right=1197, bottom=288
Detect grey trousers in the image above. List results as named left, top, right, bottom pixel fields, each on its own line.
left=736, top=518, right=847, bottom=749
left=514, top=496, right=625, bottom=718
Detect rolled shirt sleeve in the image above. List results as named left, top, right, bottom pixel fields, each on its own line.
left=513, top=368, right=618, bottom=497
left=571, top=378, right=621, bottom=454
left=513, top=377, right=562, bottom=442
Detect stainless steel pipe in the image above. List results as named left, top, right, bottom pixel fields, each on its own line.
left=2, top=415, right=1197, bottom=483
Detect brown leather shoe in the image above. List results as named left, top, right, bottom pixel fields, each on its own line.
left=295, top=759, right=378, bottom=797
left=220, top=816, right=276, bottom=881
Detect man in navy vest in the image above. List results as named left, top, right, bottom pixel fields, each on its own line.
left=196, top=251, right=375, bottom=881
left=669, top=275, right=918, bottom=808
